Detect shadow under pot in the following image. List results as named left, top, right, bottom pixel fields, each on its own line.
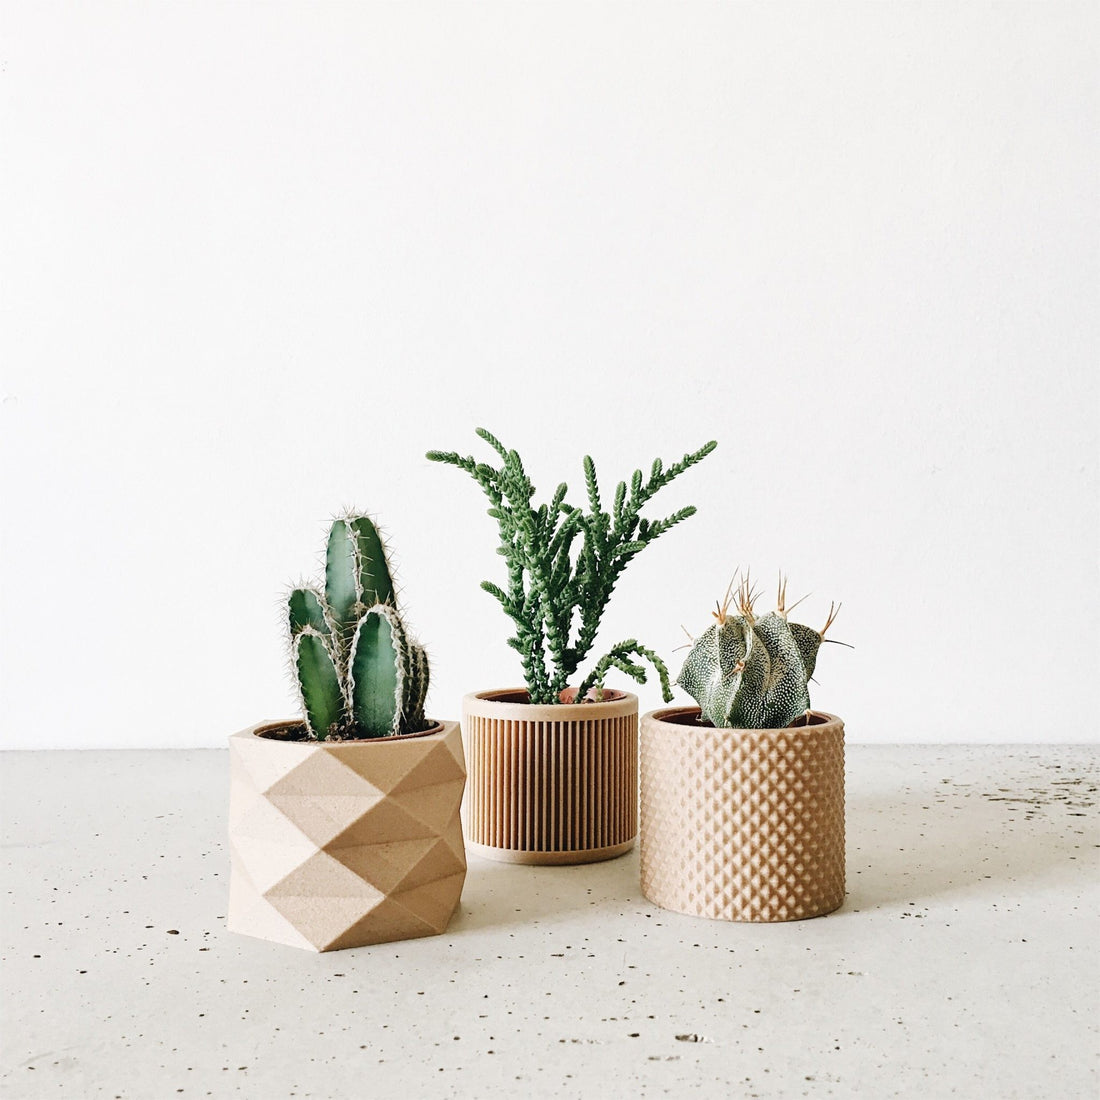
left=227, top=719, right=467, bottom=951
left=462, top=688, right=639, bottom=865
left=639, top=706, right=845, bottom=922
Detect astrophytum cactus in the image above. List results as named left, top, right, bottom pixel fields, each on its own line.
left=676, top=574, right=841, bottom=730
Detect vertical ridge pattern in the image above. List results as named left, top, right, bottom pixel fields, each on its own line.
left=463, top=707, right=638, bottom=859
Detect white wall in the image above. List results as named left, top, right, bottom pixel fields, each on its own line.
left=2, top=3, right=1096, bottom=748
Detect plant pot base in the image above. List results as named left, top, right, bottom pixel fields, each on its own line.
left=643, top=891, right=844, bottom=924
left=466, top=838, right=635, bottom=866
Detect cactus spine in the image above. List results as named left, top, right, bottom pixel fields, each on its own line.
left=676, top=574, right=841, bottom=730
left=288, top=513, right=430, bottom=740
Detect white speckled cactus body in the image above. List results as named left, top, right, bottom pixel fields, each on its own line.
left=287, top=514, right=430, bottom=740
left=676, top=575, right=840, bottom=730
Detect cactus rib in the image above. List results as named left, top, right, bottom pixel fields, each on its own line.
left=289, top=586, right=330, bottom=637
left=294, top=629, right=345, bottom=739
left=348, top=606, right=403, bottom=738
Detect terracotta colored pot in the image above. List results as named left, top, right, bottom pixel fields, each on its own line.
left=639, top=706, right=845, bottom=922
left=461, top=688, right=638, bottom=865
left=227, top=719, right=467, bottom=951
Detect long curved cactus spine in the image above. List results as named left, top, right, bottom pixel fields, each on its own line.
left=288, top=513, right=429, bottom=739
left=676, top=573, right=841, bottom=730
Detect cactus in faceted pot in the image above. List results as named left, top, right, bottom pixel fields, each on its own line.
left=676, top=574, right=841, bottom=730
left=288, top=514, right=430, bottom=739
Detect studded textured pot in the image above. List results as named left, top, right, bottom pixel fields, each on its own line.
left=639, top=706, right=845, bottom=922
left=227, top=720, right=467, bottom=951
left=462, top=688, right=638, bottom=865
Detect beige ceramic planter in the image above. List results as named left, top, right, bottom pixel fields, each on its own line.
left=228, top=719, right=467, bottom=951
left=640, top=706, right=845, bottom=922
left=462, top=688, right=638, bottom=865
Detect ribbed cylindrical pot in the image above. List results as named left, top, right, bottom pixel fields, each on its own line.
left=640, top=706, right=845, bottom=922
left=228, top=719, right=467, bottom=951
left=462, top=688, right=638, bottom=865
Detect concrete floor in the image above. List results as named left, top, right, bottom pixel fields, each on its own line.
left=1, top=745, right=1097, bottom=1099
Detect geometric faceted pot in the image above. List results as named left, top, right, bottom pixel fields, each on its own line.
left=227, top=720, right=467, bottom=952
left=461, top=688, right=638, bottom=866
left=639, top=707, right=844, bottom=922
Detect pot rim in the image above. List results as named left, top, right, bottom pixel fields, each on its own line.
left=642, top=705, right=843, bottom=733
left=233, top=718, right=457, bottom=749
left=463, top=686, right=638, bottom=721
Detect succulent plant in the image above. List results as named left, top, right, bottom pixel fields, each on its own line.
left=676, top=573, right=841, bottom=729
left=427, top=428, right=717, bottom=705
left=287, top=514, right=430, bottom=739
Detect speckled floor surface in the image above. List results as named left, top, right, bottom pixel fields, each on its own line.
left=2, top=746, right=1097, bottom=1099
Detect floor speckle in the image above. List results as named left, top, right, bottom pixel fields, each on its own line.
left=1, top=745, right=1097, bottom=1098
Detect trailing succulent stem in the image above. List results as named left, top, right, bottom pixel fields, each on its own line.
left=676, top=572, right=842, bottom=729
left=574, top=641, right=672, bottom=704
left=288, top=513, right=430, bottom=740
left=427, top=428, right=716, bottom=704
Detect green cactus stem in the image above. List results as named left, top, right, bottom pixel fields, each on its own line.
left=288, top=586, right=330, bottom=637
left=349, top=515, right=395, bottom=607
left=349, top=606, right=405, bottom=738
left=676, top=573, right=841, bottom=729
left=294, top=628, right=345, bottom=739
left=325, top=515, right=396, bottom=658
left=407, top=643, right=431, bottom=724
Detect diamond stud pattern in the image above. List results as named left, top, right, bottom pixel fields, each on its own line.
left=639, top=710, right=844, bottom=923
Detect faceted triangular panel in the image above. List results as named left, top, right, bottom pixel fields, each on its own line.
left=390, top=779, right=466, bottom=835
left=333, top=737, right=440, bottom=794
left=228, top=721, right=467, bottom=951
left=391, top=872, right=467, bottom=932
left=390, top=836, right=467, bottom=895
left=325, top=797, right=435, bottom=848
left=228, top=772, right=303, bottom=836
left=227, top=871, right=316, bottom=952
left=390, top=740, right=468, bottom=794
left=264, top=849, right=385, bottom=899
left=266, top=895, right=385, bottom=953
left=266, top=747, right=384, bottom=798
left=321, top=897, right=437, bottom=952
left=330, top=837, right=439, bottom=895
left=229, top=834, right=317, bottom=896
left=266, top=792, right=387, bottom=847
left=230, top=728, right=315, bottom=794
left=437, top=730, right=466, bottom=770
left=437, top=815, right=466, bottom=864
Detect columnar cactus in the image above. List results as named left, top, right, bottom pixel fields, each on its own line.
left=287, top=514, right=430, bottom=739
left=676, top=574, right=841, bottom=729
